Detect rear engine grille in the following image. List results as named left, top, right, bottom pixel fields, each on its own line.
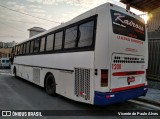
left=75, top=68, right=90, bottom=100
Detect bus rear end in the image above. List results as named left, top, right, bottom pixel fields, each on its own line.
left=94, top=4, right=148, bottom=105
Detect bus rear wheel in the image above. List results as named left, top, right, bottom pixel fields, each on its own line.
left=45, top=74, right=56, bottom=96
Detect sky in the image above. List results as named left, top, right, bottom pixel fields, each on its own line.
left=0, top=0, right=144, bottom=43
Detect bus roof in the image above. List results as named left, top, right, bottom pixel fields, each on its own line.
left=16, top=2, right=144, bottom=45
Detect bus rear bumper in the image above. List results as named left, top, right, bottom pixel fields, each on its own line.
left=94, top=86, right=148, bottom=106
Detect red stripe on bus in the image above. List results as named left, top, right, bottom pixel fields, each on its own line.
left=112, top=71, right=144, bottom=76
left=111, top=84, right=145, bottom=92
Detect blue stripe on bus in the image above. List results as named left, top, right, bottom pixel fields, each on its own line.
left=94, top=86, right=148, bottom=106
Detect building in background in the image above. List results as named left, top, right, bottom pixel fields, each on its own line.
left=4, top=41, right=16, bottom=48
left=0, top=41, right=16, bottom=59
left=0, top=42, right=3, bottom=48
left=0, top=48, right=12, bottom=58
left=0, top=41, right=16, bottom=48
left=147, top=7, right=160, bottom=32
left=28, top=27, right=46, bottom=38
left=146, top=7, right=160, bottom=89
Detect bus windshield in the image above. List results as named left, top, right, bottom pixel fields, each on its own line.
left=111, top=9, right=145, bottom=41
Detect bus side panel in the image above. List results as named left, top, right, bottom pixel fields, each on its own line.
left=13, top=51, right=95, bottom=104
left=42, top=68, right=74, bottom=99
left=15, top=65, right=34, bottom=84
left=94, top=4, right=110, bottom=92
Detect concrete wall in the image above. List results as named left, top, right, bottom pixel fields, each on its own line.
left=147, top=8, right=160, bottom=89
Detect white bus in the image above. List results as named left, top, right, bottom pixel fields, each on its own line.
left=12, top=3, right=148, bottom=105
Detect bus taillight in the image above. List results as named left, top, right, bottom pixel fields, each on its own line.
left=101, top=70, right=108, bottom=87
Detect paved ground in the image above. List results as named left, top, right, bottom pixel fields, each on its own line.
left=0, top=70, right=159, bottom=119
left=142, top=88, right=160, bottom=102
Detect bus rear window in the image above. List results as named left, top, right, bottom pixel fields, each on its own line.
left=111, top=10, right=145, bottom=41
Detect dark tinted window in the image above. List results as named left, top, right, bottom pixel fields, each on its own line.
left=40, top=37, right=45, bottom=52
left=34, top=39, right=40, bottom=53
left=55, top=31, right=63, bottom=50
left=30, top=41, right=34, bottom=53
left=6, top=60, right=9, bottom=63
left=78, top=21, right=94, bottom=47
left=15, top=46, right=17, bottom=55
left=111, top=10, right=145, bottom=41
left=23, top=43, right=26, bottom=54
left=17, top=46, right=20, bottom=55
left=18, top=46, right=21, bottom=55
left=26, top=42, right=30, bottom=54
left=20, top=44, right=23, bottom=54
left=46, top=34, right=54, bottom=51
left=65, top=26, right=77, bottom=49
left=2, top=60, right=5, bottom=63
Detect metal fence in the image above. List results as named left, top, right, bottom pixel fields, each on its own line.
left=147, top=39, right=160, bottom=81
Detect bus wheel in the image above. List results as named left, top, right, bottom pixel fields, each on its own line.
left=45, top=74, right=56, bottom=96
left=14, top=67, right=17, bottom=77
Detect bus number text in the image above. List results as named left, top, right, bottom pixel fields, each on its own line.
left=112, top=64, right=121, bottom=70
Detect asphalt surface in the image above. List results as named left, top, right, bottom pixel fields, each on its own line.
left=0, top=69, right=159, bottom=119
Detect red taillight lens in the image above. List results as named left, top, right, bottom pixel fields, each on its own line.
left=101, top=70, right=108, bottom=87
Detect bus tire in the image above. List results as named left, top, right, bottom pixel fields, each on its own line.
left=13, top=67, right=17, bottom=77
left=45, top=73, right=56, bottom=96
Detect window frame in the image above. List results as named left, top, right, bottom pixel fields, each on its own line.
left=17, top=45, right=20, bottom=55
left=14, top=46, right=17, bottom=55
left=54, top=30, right=64, bottom=51
left=33, top=38, right=40, bottom=53
left=40, top=36, right=46, bottom=53
left=64, top=25, right=78, bottom=49
left=23, top=43, right=26, bottom=54
left=30, top=40, right=35, bottom=54
left=46, top=33, right=54, bottom=52
left=26, top=41, right=30, bottom=54
left=77, top=20, right=95, bottom=48
left=20, top=44, right=23, bottom=55
left=14, top=15, right=97, bottom=56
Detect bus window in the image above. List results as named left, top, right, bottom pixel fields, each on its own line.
left=64, top=26, right=77, bottom=49
left=20, top=44, right=23, bottom=54
left=14, top=46, right=17, bottom=55
left=30, top=40, right=34, bottom=53
left=46, top=34, right=54, bottom=51
left=54, top=31, right=63, bottom=50
left=26, top=42, right=30, bottom=54
left=17, top=46, right=20, bottom=55
left=23, top=43, right=26, bottom=54
left=78, top=21, right=94, bottom=47
left=111, top=10, right=145, bottom=41
left=40, top=37, right=46, bottom=52
left=34, top=39, right=40, bottom=53
left=16, top=46, right=18, bottom=55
